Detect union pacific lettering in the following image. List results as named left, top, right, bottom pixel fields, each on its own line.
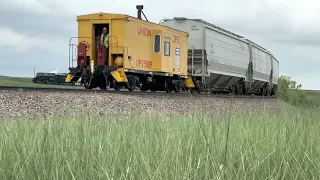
left=136, top=59, right=152, bottom=68
left=173, top=35, right=180, bottom=43
left=138, top=26, right=151, bottom=36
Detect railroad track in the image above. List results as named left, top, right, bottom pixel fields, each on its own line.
left=0, top=86, right=277, bottom=99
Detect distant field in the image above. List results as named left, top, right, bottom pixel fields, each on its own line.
left=300, top=89, right=320, bottom=94
left=305, top=92, right=320, bottom=105
left=0, top=75, right=78, bottom=89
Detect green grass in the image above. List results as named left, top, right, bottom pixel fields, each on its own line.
left=0, top=75, right=78, bottom=89
left=1, top=107, right=320, bottom=179
left=306, top=92, right=320, bottom=105
left=279, top=89, right=320, bottom=108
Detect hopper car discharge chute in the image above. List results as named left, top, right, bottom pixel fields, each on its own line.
left=65, top=5, right=202, bottom=93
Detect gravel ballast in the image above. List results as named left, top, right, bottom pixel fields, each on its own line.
left=0, top=90, right=290, bottom=119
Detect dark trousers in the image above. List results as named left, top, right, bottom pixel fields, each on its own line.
left=104, top=46, right=109, bottom=64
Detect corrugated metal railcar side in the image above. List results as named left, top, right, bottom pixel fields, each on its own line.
left=272, top=56, right=279, bottom=85
left=204, top=27, right=251, bottom=88
left=252, top=45, right=271, bottom=83
left=160, top=17, right=279, bottom=95
left=160, top=18, right=252, bottom=89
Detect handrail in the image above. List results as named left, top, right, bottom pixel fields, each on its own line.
left=68, top=46, right=136, bottom=68
left=68, top=36, right=120, bottom=68
left=68, top=36, right=137, bottom=69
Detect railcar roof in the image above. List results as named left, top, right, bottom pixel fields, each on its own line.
left=162, top=17, right=279, bottom=62
left=77, top=13, right=189, bottom=35
left=163, top=17, right=244, bottom=39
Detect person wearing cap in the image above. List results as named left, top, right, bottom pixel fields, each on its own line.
left=100, top=27, right=109, bottom=49
left=100, top=27, right=109, bottom=61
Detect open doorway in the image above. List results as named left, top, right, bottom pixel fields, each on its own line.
left=93, top=23, right=109, bottom=63
left=94, top=24, right=109, bottom=40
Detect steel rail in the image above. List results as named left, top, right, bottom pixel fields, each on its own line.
left=0, top=86, right=277, bottom=99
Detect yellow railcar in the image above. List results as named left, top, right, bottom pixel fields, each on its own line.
left=66, top=5, right=201, bottom=93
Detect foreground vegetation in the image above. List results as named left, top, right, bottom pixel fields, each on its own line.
left=0, top=107, right=319, bottom=179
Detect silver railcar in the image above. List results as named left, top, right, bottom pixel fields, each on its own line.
left=160, top=17, right=279, bottom=95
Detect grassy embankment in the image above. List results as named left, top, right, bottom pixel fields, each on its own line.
left=0, top=75, right=320, bottom=179
left=0, top=75, right=78, bottom=89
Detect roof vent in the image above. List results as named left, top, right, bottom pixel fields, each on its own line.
left=173, top=17, right=187, bottom=20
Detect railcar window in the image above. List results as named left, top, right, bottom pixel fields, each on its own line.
left=153, top=34, right=161, bottom=53
left=164, top=41, right=170, bottom=56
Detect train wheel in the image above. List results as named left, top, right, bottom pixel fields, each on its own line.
left=231, top=85, right=237, bottom=95
left=84, top=77, right=93, bottom=89
left=242, top=84, right=248, bottom=95
left=127, top=76, right=137, bottom=91
left=139, top=77, right=149, bottom=92
left=195, top=80, right=202, bottom=94
left=262, top=86, right=267, bottom=96
left=113, top=80, right=121, bottom=91
left=237, top=85, right=242, bottom=95
left=173, top=80, right=182, bottom=93
left=270, top=88, right=275, bottom=96
left=83, top=74, right=95, bottom=89
left=140, top=83, right=148, bottom=91
left=99, top=75, right=107, bottom=90
left=165, top=78, right=172, bottom=93
left=149, top=78, right=157, bottom=92
left=82, top=66, right=96, bottom=89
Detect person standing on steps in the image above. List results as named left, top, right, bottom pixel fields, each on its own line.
left=100, top=27, right=109, bottom=61
left=99, top=27, right=110, bottom=86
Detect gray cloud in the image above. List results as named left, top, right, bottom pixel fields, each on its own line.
left=0, top=11, right=75, bottom=37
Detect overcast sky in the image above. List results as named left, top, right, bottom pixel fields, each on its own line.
left=0, top=0, right=319, bottom=89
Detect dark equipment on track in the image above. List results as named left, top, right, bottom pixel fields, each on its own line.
left=32, top=72, right=82, bottom=86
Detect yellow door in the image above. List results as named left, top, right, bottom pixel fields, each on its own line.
left=151, top=29, right=162, bottom=71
